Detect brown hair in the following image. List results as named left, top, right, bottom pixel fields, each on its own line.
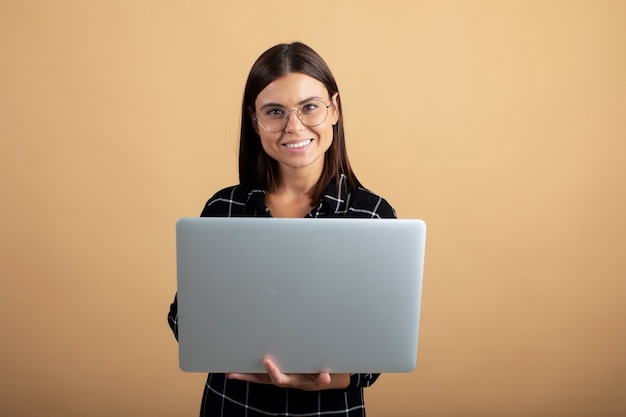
left=238, top=42, right=361, bottom=203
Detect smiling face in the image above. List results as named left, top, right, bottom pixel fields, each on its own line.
left=252, top=72, right=339, bottom=181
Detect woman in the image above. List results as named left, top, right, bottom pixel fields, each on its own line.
left=168, top=42, right=396, bottom=416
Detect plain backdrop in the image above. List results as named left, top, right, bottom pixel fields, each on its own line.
left=1, top=1, right=625, bottom=416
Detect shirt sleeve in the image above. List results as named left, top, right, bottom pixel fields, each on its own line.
left=377, top=198, right=397, bottom=219
left=167, top=293, right=179, bottom=341
left=168, top=192, right=228, bottom=342
left=346, top=194, right=392, bottom=389
left=348, top=373, right=380, bottom=388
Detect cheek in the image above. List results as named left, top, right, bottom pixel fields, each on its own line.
left=258, top=133, right=279, bottom=154
left=320, top=124, right=335, bottom=144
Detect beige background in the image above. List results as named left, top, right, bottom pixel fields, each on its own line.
left=1, top=1, right=625, bottom=416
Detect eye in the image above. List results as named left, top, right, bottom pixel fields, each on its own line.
left=300, top=102, right=320, bottom=114
left=262, top=107, right=286, bottom=119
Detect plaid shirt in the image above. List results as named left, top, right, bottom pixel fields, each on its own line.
left=168, top=174, right=396, bottom=416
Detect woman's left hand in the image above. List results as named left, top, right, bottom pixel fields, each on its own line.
left=227, top=357, right=350, bottom=391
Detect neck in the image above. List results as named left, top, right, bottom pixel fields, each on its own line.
left=275, top=163, right=322, bottom=197
left=266, top=165, right=322, bottom=218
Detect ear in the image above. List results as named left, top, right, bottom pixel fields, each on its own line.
left=330, top=92, right=340, bottom=125
left=248, top=106, right=260, bottom=135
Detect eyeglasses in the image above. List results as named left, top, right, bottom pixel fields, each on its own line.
left=253, top=98, right=332, bottom=133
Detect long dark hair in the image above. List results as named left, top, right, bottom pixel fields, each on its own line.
left=239, top=42, right=361, bottom=203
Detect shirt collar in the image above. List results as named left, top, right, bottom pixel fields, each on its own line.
left=316, top=174, right=350, bottom=216
left=245, top=189, right=267, bottom=213
left=244, top=174, right=350, bottom=216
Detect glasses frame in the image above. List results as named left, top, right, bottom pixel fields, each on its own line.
left=253, top=99, right=332, bottom=133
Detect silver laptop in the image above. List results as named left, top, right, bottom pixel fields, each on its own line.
left=175, top=217, right=426, bottom=374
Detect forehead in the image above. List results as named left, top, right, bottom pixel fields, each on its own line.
left=255, top=73, right=328, bottom=107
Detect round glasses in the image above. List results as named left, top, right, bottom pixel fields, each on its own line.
left=253, top=98, right=332, bottom=133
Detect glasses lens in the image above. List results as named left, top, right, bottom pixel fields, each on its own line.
left=298, top=99, right=329, bottom=128
left=256, top=99, right=329, bottom=132
left=256, top=106, right=285, bottom=132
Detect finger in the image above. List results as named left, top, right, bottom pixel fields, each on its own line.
left=227, top=373, right=271, bottom=385
left=262, top=358, right=277, bottom=372
left=262, top=358, right=287, bottom=385
left=317, top=372, right=331, bottom=385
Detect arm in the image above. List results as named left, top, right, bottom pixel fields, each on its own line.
left=167, top=294, right=179, bottom=341
left=167, top=192, right=224, bottom=342
left=348, top=372, right=380, bottom=388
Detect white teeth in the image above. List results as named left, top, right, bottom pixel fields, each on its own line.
left=285, top=139, right=312, bottom=149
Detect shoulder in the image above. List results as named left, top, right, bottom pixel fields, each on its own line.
left=200, top=185, right=250, bottom=217
left=346, top=186, right=396, bottom=219
left=207, top=185, right=248, bottom=202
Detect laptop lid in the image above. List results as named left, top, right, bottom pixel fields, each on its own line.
left=175, top=217, right=426, bottom=373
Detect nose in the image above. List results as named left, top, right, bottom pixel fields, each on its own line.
left=284, top=110, right=303, bottom=133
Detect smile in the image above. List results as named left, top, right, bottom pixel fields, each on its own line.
left=284, top=139, right=312, bottom=149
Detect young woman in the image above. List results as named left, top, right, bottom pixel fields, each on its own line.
left=168, top=42, right=396, bottom=417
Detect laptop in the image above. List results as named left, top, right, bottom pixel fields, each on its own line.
left=175, top=217, right=426, bottom=373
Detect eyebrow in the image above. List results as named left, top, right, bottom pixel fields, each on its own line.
left=258, top=96, right=325, bottom=109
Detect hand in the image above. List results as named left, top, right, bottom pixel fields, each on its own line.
left=227, top=357, right=350, bottom=391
